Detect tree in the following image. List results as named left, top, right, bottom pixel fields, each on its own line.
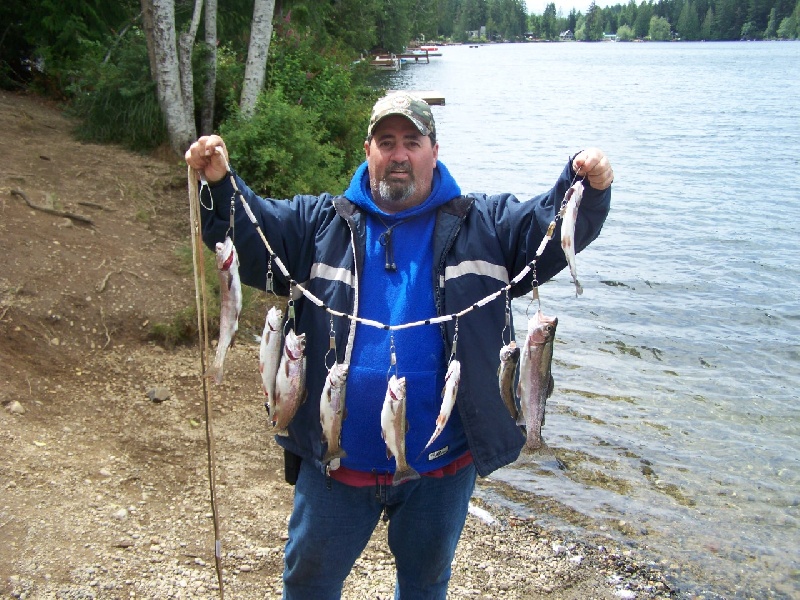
left=677, top=1, right=702, bottom=38
left=701, top=6, right=716, bottom=38
left=634, top=1, right=654, bottom=37
left=585, top=1, right=606, bottom=39
left=542, top=2, right=559, bottom=38
left=649, top=14, right=672, bottom=38
left=140, top=0, right=196, bottom=155
left=240, top=0, right=275, bottom=118
left=200, top=0, right=217, bottom=135
left=616, top=23, right=636, bottom=38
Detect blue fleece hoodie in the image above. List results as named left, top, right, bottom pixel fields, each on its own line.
left=341, top=160, right=467, bottom=475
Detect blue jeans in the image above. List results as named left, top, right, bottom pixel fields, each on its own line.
left=283, top=459, right=478, bottom=600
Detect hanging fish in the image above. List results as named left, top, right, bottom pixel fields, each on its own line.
left=272, top=329, right=307, bottom=435
left=381, top=375, right=419, bottom=486
left=516, top=310, right=558, bottom=452
left=259, top=306, right=283, bottom=418
left=560, top=180, right=584, bottom=296
left=498, top=342, right=520, bottom=421
left=320, top=362, right=349, bottom=469
left=421, top=360, right=461, bottom=453
left=206, top=237, right=242, bottom=384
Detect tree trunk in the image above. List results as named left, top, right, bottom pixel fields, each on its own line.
left=140, top=0, right=197, bottom=156
left=240, top=0, right=276, bottom=119
left=201, top=0, right=218, bottom=135
left=179, top=0, right=204, bottom=126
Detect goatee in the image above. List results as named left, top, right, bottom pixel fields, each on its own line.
left=378, top=179, right=416, bottom=204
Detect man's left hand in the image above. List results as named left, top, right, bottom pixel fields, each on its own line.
left=573, top=148, right=614, bottom=191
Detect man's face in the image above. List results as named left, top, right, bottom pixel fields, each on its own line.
left=364, top=115, right=439, bottom=213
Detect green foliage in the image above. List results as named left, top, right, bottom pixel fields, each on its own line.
left=262, top=26, right=378, bottom=170
left=616, top=23, right=636, bottom=39
left=67, top=28, right=167, bottom=151
left=1, top=0, right=139, bottom=95
left=649, top=15, right=673, bottom=39
left=220, top=88, right=350, bottom=198
left=677, top=2, right=702, bottom=39
left=585, top=1, right=607, bottom=40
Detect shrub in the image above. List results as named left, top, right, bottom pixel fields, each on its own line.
left=67, top=28, right=167, bottom=151
left=220, top=87, right=350, bottom=198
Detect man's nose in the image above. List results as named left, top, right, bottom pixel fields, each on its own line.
left=389, top=146, right=410, bottom=163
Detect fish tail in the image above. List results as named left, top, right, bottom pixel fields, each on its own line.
left=392, top=466, right=420, bottom=486
left=323, top=448, right=347, bottom=464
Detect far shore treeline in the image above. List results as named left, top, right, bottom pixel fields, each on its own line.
left=1, top=0, right=797, bottom=176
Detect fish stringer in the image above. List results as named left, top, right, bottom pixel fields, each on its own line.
left=501, top=290, right=512, bottom=346
left=527, top=262, right=542, bottom=316
left=386, top=334, right=398, bottom=382
left=265, top=254, right=275, bottom=296
left=226, top=191, right=235, bottom=241
left=187, top=166, right=226, bottom=599
left=285, top=281, right=297, bottom=336
left=449, top=318, right=459, bottom=366
left=325, top=314, right=338, bottom=371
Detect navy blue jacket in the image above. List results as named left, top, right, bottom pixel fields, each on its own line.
left=200, top=159, right=610, bottom=477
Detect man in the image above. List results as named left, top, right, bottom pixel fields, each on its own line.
left=185, top=91, right=613, bottom=599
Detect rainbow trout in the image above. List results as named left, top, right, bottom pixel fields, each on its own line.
left=422, top=359, right=461, bottom=452
left=206, top=237, right=242, bottom=384
left=259, top=306, right=283, bottom=419
left=272, top=329, right=307, bottom=435
left=381, top=375, right=420, bottom=486
left=517, top=310, right=558, bottom=452
left=560, top=180, right=584, bottom=296
left=498, top=342, right=520, bottom=421
left=320, top=362, right=349, bottom=469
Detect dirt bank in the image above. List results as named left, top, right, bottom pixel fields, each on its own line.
left=0, top=90, right=676, bottom=599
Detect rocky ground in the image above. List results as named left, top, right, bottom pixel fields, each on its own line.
left=0, top=89, right=679, bottom=599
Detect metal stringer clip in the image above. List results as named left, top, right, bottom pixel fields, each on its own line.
left=449, top=317, right=459, bottom=365
left=501, top=289, right=512, bottom=346
left=285, top=281, right=297, bottom=335
left=528, top=262, right=541, bottom=316
left=386, top=334, right=397, bottom=381
left=325, top=315, right=337, bottom=370
left=265, top=254, right=275, bottom=295
left=226, top=192, right=235, bottom=239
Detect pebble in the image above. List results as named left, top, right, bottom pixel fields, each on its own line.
left=5, top=400, right=25, bottom=415
left=146, top=386, right=171, bottom=403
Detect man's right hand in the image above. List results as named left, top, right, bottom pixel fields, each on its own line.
left=185, top=135, right=229, bottom=184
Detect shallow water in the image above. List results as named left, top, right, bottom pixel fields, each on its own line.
left=375, top=41, right=800, bottom=598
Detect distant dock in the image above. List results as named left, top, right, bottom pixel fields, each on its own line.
left=388, top=90, right=446, bottom=106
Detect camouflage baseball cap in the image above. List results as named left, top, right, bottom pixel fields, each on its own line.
left=367, top=92, right=435, bottom=139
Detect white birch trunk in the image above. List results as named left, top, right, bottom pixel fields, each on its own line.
left=179, top=0, right=204, bottom=125
left=201, top=0, right=218, bottom=134
left=240, top=0, right=276, bottom=119
left=140, top=0, right=197, bottom=155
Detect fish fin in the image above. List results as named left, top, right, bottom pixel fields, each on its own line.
left=546, top=375, right=555, bottom=398
left=392, top=467, right=421, bottom=486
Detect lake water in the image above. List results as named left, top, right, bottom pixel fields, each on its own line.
left=372, top=41, right=800, bottom=599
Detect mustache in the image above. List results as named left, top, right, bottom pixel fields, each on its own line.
left=385, top=161, right=411, bottom=175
